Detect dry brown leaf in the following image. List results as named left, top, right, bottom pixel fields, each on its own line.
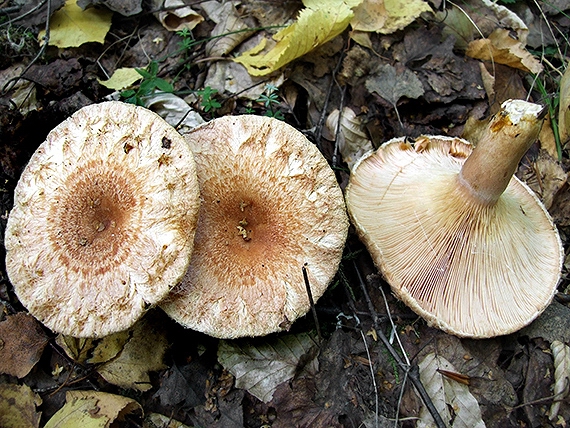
left=466, top=28, right=543, bottom=74
left=0, top=313, right=49, bottom=378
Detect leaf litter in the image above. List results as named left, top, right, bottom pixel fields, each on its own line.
left=1, top=0, right=570, bottom=426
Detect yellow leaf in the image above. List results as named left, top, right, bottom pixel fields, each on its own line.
left=234, top=1, right=362, bottom=76
left=98, top=68, right=143, bottom=90
left=96, top=316, right=168, bottom=391
left=44, top=391, right=141, bottom=428
left=38, top=0, right=113, bottom=48
left=0, top=384, right=42, bottom=428
left=351, top=0, right=431, bottom=34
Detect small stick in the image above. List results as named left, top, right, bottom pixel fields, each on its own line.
left=302, top=264, right=322, bottom=343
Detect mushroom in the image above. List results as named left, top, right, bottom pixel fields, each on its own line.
left=4, top=101, right=200, bottom=338
left=345, top=99, right=563, bottom=338
left=160, top=115, right=349, bottom=338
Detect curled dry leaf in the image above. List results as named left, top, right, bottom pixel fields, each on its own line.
left=548, top=340, right=570, bottom=420
left=465, top=28, right=543, bottom=75
left=326, top=107, right=373, bottom=169
left=417, top=353, right=485, bottom=428
left=152, top=0, right=204, bottom=32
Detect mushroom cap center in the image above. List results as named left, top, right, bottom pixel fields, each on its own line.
left=49, top=160, right=140, bottom=276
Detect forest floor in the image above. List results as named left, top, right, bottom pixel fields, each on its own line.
left=1, top=0, right=570, bottom=427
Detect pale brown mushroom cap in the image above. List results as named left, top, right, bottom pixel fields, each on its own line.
left=160, top=115, right=349, bottom=338
left=346, top=135, right=563, bottom=338
left=5, top=101, right=200, bottom=338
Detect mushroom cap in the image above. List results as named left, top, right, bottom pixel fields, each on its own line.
left=5, top=101, right=200, bottom=338
left=345, top=135, right=563, bottom=338
left=160, top=115, right=349, bottom=338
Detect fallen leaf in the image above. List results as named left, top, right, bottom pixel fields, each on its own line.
left=87, top=330, right=130, bottom=364
left=97, top=68, right=142, bottom=90
left=234, top=0, right=362, bottom=76
left=466, top=28, right=543, bottom=75
left=0, top=383, right=42, bottom=428
left=559, top=66, right=570, bottom=144
left=548, top=341, right=570, bottom=420
left=201, top=1, right=253, bottom=57
left=144, top=413, right=192, bottom=428
left=354, top=0, right=431, bottom=34
left=44, top=390, right=141, bottom=428
left=95, top=316, right=168, bottom=391
left=152, top=0, right=203, bottom=32
left=365, top=63, right=424, bottom=118
left=0, top=312, right=49, bottom=378
left=417, top=353, right=486, bottom=428
left=326, top=107, right=373, bottom=169
left=55, top=335, right=94, bottom=364
left=218, top=331, right=319, bottom=403
left=39, top=0, right=113, bottom=48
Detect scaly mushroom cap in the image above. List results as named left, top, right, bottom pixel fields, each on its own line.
left=346, top=133, right=563, bottom=337
left=5, top=101, right=200, bottom=338
left=161, top=115, right=349, bottom=338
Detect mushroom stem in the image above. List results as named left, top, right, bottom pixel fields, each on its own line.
left=458, top=99, right=545, bottom=205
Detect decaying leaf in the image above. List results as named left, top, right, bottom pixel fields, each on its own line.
left=55, top=335, right=94, bottom=364
left=351, top=0, right=431, bottom=34
left=87, top=330, right=130, bottom=364
left=0, top=383, right=42, bottom=428
left=559, top=66, right=570, bottom=145
left=326, top=107, right=373, bottom=169
left=144, top=413, right=192, bottom=428
left=44, top=390, right=141, bottom=428
left=218, top=331, right=319, bottom=403
left=0, top=312, right=49, bottom=378
left=365, top=63, right=424, bottom=123
left=417, top=353, right=486, bottom=428
left=95, top=316, right=168, bottom=391
left=548, top=341, right=570, bottom=420
left=465, top=28, right=543, bottom=75
left=234, top=0, right=361, bottom=76
left=97, top=68, right=142, bottom=90
left=39, top=0, right=113, bottom=48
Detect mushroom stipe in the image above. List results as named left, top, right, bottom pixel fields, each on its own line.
left=5, top=101, right=201, bottom=338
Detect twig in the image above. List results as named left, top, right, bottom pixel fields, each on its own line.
left=360, top=329, right=380, bottom=428
left=302, top=264, right=322, bottom=343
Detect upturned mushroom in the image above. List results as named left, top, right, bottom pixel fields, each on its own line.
left=345, top=99, right=563, bottom=338
left=160, top=115, right=349, bottom=338
left=5, top=101, right=201, bottom=338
